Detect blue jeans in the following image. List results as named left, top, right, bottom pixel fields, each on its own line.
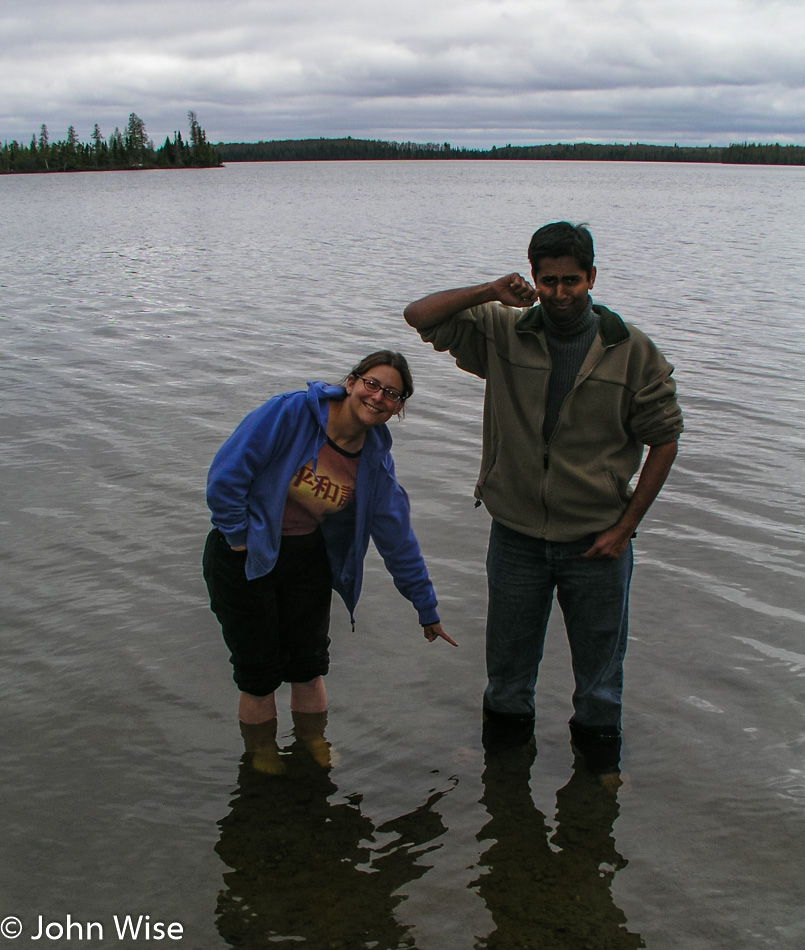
left=484, top=521, right=633, bottom=735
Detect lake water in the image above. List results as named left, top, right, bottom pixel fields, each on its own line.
left=1, top=160, right=804, bottom=950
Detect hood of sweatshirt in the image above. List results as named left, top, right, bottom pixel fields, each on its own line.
left=304, top=379, right=394, bottom=459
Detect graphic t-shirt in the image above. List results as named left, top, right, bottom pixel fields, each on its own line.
left=281, top=437, right=360, bottom=535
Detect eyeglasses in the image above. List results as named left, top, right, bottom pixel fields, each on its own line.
left=354, top=374, right=406, bottom=405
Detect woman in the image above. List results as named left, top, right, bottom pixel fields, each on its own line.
left=203, top=350, right=456, bottom=735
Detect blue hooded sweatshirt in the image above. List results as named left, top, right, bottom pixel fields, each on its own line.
left=206, top=381, right=440, bottom=627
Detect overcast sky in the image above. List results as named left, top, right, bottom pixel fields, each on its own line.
left=2, top=0, right=804, bottom=148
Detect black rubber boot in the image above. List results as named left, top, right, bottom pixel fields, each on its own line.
left=482, top=706, right=536, bottom=755
left=568, top=721, right=622, bottom=774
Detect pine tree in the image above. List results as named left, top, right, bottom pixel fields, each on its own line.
left=91, top=124, right=107, bottom=167
left=125, top=113, right=148, bottom=165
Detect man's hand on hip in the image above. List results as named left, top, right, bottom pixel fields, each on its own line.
left=581, top=525, right=633, bottom=561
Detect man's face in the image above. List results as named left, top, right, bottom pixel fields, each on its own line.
left=532, top=255, right=596, bottom=323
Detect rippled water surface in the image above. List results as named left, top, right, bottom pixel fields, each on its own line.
left=2, top=161, right=804, bottom=949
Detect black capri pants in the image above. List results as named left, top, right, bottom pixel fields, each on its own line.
left=202, top=528, right=332, bottom=696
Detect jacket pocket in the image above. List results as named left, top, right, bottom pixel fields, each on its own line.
left=604, top=470, right=627, bottom=510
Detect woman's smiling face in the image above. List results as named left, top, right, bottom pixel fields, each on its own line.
left=344, top=364, right=405, bottom=426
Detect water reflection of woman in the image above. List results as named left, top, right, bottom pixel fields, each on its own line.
left=215, top=731, right=451, bottom=948
left=203, top=351, right=455, bottom=758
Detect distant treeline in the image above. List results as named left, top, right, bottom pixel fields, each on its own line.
left=1, top=111, right=221, bottom=174
left=216, top=137, right=805, bottom=166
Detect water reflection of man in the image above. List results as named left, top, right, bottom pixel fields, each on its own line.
left=472, top=743, right=645, bottom=949
left=215, top=721, right=451, bottom=949
left=405, top=222, right=683, bottom=760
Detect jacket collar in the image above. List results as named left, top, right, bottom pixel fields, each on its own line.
left=514, top=300, right=630, bottom=347
left=305, top=380, right=392, bottom=456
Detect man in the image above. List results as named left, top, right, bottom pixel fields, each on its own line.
left=404, top=222, right=682, bottom=762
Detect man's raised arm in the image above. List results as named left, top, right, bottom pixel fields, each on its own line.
left=403, top=273, right=538, bottom=330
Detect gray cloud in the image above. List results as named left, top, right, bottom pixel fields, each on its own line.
left=2, top=0, right=804, bottom=147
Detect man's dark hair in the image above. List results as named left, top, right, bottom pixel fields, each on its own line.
left=527, top=221, right=595, bottom=277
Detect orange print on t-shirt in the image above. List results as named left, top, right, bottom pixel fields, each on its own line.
left=282, top=440, right=359, bottom=535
